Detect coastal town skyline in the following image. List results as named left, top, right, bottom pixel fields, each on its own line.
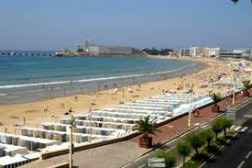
left=0, top=0, right=251, bottom=50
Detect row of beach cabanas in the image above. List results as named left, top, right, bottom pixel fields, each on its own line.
left=0, top=132, right=59, bottom=151
left=0, top=93, right=215, bottom=168
left=0, top=93, right=213, bottom=151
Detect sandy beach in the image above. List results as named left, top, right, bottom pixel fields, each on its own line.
left=0, top=57, right=235, bottom=133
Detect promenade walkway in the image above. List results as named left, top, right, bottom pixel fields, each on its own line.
left=22, top=91, right=248, bottom=168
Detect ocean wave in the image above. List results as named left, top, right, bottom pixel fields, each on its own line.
left=0, top=93, right=8, bottom=96
left=0, top=63, right=197, bottom=89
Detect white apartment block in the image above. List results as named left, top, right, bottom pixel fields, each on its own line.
left=190, top=47, right=220, bottom=57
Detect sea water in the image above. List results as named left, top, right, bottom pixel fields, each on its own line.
left=0, top=55, right=201, bottom=104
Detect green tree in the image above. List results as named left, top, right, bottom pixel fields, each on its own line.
left=187, top=133, right=205, bottom=155
left=200, top=128, right=215, bottom=148
left=242, top=80, right=251, bottom=90
left=212, top=119, right=223, bottom=139
left=221, top=117, right=233, bottom=137
left=212, top=117, right=233, bottom=138
left=135, top=116, right=158, bottom=148
left=211, top=93, right=223, bottom=103
left=135, top=116, right=157, bottom=136
left=155, top=149, right=176, bottom=168
left=155, top=149, right=166, bottom=158
left=183, top=160, right=199, bottom=168
left=77, top=48, right=84, bottom=52
left=69, top=115, right=76, bottom=127
left=177, top=141, right=191, bottom=166
left=165, top=152, right=176, bottom=168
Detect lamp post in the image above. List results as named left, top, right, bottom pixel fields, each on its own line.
left=188, top=108, right=192, bottom=128
left=232, top=68, right=236, bottom=105
left=188, top=90, right=193, bottom=128
left=68, top=125, right=73, bottom=168
left=66, top=114, right=75, bottom=168
left=232, top=89, right=235, bottom=105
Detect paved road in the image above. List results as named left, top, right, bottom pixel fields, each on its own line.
left=123, top=122, right=212, bottom=168
left=203, top=119, right=252, bottom=168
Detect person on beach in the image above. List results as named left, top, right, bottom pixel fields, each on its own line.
left=23, top=117, right=26, bottom=125
left=44, top=106, right=49, bottom=113
left=64, top=107, right=73, bottom=116
left=69, top=107, right=73, bottom=113
left=162, top=89, right=165, bottom=94
left=193, top=109, right=200, bottom=117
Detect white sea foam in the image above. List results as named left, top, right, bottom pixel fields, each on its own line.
left=0, top=93, right=7, bottom=96
left=0, top=64, right=196, bottom=90
left=0, top=75, right=140, bottom=89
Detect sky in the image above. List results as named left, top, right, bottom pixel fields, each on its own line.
left=0, top=0, right=251, bottom=50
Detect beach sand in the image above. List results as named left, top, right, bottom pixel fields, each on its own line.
left=0, top=57, right=234, bottom=133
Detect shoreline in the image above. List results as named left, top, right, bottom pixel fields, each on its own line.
left=0, top=57, right=203, bottom=105
left=0, top=57, right=227, bottom=133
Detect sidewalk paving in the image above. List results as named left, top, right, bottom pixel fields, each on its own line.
left=22, top=93, right=247, bottom=168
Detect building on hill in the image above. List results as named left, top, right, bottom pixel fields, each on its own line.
left=179, top=48, right=191, bottom=56
left=208, top=48, right=220, bottom=57
left=179, top=47, right=252, bottom=58
left=190, top=47, right=211, bottom=57
left=56, top=42, right=141, bottom=56
left=97, top=46, right=134, bottom=55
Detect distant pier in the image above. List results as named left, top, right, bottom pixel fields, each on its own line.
left=0, top=50, right=55, bottom=56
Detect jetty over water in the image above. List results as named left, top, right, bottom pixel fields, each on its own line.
left=0, top=50, right=55, bottom=57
